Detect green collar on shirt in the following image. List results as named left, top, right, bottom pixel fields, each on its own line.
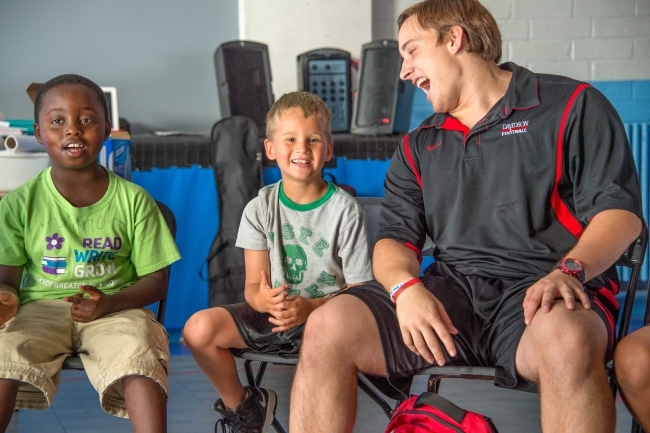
left=279, top=181, right=335, bottom=211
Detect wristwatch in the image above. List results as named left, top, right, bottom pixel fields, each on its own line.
left=555, top=258, right=585, bottom=283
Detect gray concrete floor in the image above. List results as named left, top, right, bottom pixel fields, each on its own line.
left=7, top=349, right=636, bottom=432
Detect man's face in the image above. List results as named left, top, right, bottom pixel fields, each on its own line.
left=398, top=15, right=461, bottom=114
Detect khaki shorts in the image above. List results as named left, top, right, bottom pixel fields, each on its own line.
left=0, top=300, right=169, bottom=418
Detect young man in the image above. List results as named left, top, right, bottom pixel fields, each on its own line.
left=289, top=1, right=643, bottom=432
left=182, top=91, right=372, bottom=433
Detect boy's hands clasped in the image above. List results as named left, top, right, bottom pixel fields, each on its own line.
left=269, top=296, right=318, bottom=332
left=255, top=270, right=319, bottom=332
left=253, top=270, right=288, bottom=312
left=63, top=285, right=113, bottom=322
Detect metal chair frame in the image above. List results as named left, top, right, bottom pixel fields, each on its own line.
left=62, top=199, right=176, bottom=371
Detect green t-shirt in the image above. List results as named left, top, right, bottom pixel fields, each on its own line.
left=0, top=168, right=181, bottom=304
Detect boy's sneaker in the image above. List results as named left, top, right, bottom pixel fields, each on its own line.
left=213, top=386, right=277, bottom=433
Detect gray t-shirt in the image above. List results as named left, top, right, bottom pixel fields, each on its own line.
left=236, top=181, right=373, bottom=298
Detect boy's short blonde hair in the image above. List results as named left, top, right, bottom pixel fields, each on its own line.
left=265, top=92, right=332, bottom=142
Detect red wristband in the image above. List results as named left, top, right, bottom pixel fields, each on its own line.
left=390, top=278, right=422, bottom=303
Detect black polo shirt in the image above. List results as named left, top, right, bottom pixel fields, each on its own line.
left=378, top=63, right=642, bottom=286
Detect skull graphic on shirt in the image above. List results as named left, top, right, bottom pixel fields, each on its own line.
left=282, top=244, right=307, bottom=284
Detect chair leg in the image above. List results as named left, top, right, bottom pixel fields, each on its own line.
left=254, top=362, right=267, bottom=387
left=428, top=376, right=441, bottom=394
left=356, top=374, right=394, bottom=419
left=243, top=360, right=256, bottom=386
left=271, top=417, right=287, bottom=433
left=243, top=359, right=268, bottom=387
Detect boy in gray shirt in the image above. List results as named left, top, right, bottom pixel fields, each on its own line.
left=183, top=92, right=373, bottom=433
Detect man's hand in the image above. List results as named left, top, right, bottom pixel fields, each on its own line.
left=63, top=285, right=113, bottom=322
left=252, top=270, right=288, bottom=314
left=0, top=290, right=19, bottom=330
left=395, top=284, right=458, bottom=365
left=268, top=296, right=319, bottom=332
left=523, top=269, right=590, bottom=325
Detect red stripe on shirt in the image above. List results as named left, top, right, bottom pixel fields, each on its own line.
left=550, top=83, right=590, bottom=239
left=403, top=134, right=422, bottom=188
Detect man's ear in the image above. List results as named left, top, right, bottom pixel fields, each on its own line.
left=447, top=25, right=466, bottom=54
left=264, top=139, right=276, bottom=160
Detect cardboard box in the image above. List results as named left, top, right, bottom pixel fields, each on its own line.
left=26, top=83, right=131, bottom=181
left=26, top=83, right=40, bottom=104
left=99, top=131, right=132, bottom=181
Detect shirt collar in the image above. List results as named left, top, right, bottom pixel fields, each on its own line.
left=421, top=62, right=540, bottom=130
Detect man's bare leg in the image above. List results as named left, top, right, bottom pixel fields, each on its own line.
left=516, top=300, right=614, bottom=433
left=613, top=326, right=650, bottom=431
left=0, top=379, right=19, bottom=433
left=290, top=294, right=386, bottom=433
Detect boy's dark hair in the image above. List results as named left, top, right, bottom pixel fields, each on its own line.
left=34, top=74, right=109, bottom=125
left=398, top=0, right=502, bottom=64
left=265, top=91, right=332, bottom=142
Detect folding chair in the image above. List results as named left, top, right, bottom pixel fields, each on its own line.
left=62, top=199, right=177, bottom=371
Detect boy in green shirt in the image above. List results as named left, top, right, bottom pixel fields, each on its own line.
left=0, top=74, right=180, bottom=433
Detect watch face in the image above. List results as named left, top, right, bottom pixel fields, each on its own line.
left=564, top=259, right=581, bottom=271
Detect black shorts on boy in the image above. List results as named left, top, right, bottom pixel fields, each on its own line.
left=223, top=303, right=305, bottom=357
left=346, top=261, right=616, bottom=401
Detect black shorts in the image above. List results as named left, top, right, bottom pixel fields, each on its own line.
left=222, top=303, right=304, bottom=357
left=346, top=261, right=616, bottom=400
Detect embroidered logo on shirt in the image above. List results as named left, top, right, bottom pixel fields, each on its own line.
left=427, top=141, right=442, bottom=150
left=502, top=121, right=529, bottom=136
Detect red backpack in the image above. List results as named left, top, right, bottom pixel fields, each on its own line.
left=385, top=392, right=499, bottom=433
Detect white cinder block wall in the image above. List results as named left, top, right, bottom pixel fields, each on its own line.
left=372, top=0, right=650, bottom=81
left=240, top=0, right=372, bottom=97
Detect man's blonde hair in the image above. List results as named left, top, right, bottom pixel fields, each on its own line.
left=266, top=92, right=332, bottom=142
left=398, top=0, right=502, bottom=64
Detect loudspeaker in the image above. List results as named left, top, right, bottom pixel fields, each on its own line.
left=297, top=48, right=352, bottom=133
left=351, top=39, right=415, bottom=135
left=214, top=41, right=274, bottom=135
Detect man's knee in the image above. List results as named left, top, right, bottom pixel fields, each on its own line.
left=303, top=295, right=375, bottom=355
left=522, top=307, right=608, bottom=373
left=303, top=296, right=352, bottom=346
